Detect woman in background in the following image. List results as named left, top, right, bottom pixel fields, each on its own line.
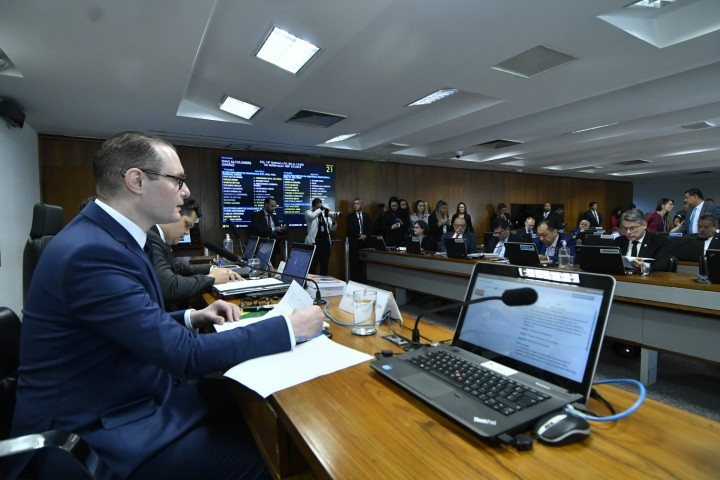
left=398, top=198, right=412, bottom=232
left=410, top=200, right=430, bottom=225
left=410, top=220, right=436, bottom=252
left=382, top=196, right=405, bottom=247
left=610, top=207, right=623, bottom=232
left=451, top=202, right=475, bottom=233
left=429, top=200, right=451, bottom=245
left=645, top=198, right=674, bottom=233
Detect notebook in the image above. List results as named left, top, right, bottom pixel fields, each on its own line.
left=213, top=243, right=315, bottom=298
left=503, top=242, right=552, bottom=267
left=576, top=245, right=637, bottom=275
left=371, top=262, right=615, bottom=442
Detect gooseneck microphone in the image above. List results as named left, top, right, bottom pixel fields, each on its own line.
left=411, top=288, right=538, bottom=346
left=204, top=241, right=324, bottom=305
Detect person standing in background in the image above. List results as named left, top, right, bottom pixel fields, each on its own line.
left=645, top=198, right=674, bottom=233
left=451, top=202, right=475, bottom=233
left=582, top=201, right=602, bottom=229
left=429, top=199, right=451, bottom=245
left=347, top=197, right=373, bottom=281
left=305, top=198, right=337, bottom=275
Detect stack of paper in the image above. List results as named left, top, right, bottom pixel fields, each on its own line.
left=306, top=274, right=347, bottom=297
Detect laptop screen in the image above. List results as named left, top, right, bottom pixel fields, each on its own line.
left=454, top=262, right=615, bottom=401
left=243, top=236, right=259, bottom=261
left=281, top=244, right=315, bottom=286
left=255, top=238, right=275, bottom=270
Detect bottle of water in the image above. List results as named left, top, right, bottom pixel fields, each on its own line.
left=223, top=233, right=234, bottom=255
left=558, top=240, right=572, bottom=268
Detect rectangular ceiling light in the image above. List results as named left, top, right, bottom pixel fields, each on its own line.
left=256, top=26, right=320, bottom=75
left=325, top=133, right=358, bottom=143
left=219, top=95, right=261, bottom=120
left=407, top=88, right=459, bottom=106
left=627, top=0, right=677, bottom=8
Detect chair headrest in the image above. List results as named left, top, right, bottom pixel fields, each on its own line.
left=29, top=203, right=64, bottom=238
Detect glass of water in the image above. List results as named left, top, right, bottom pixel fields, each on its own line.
left=352, top=290, right=377, bottom=336
left=248, top=258, right=262, bottom=279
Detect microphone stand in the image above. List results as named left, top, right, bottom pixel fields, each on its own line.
left=411, top=288, right=538, bottom=347
left=204, top=241, right=324, bottom=305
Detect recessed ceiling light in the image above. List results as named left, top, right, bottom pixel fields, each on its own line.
left=569, top=122, right=619, bottom=134
left=218, top=95, right=261, bottom=120
left=407, top=88, right=459, bottom=106
left=390, top=142, right=410, bottom=147
left=256, top=26, right=320, bottom=75
left=626, top=0, right=678, bottom=9
left=325, top=133, right=358, bottom=143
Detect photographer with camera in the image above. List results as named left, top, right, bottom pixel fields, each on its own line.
left=304, top=197, right=339, bottom=275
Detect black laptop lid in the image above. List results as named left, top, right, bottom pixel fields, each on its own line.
left=503, top=242, right=544, bottom=267
left=443, top=237, right=467, bottom=259
left=405, top=236, right=422, bottom=254
left=281, top=243, right=315, bottom=287
left=452, top=262, right=615, bottom=402
left=576, top=245, right=628, bottom=275
left=581, top=234, right=617, bottom=247
left=243, top=236, right=259, bottom=261
left=706, top=249, right=720, bottom=283
left=255, top=238, right=276, bottom=269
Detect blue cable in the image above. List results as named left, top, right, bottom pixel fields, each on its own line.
left=564, top=378, right=647, bottom=422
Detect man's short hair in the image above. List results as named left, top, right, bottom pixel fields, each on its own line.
left=619, top=208, right=645, bottom=224
left=699, top=213, right=718, bottom=226
left=264, top=197, right=275, bottom=206
left=312, top=198, right=323, bottom=207
left=537, top=219, right=557, bottom=231
left=94, top=131, right=175, bottom=199
left=180, top=196, right=202, bottom=219
left=492, top=218, right=511, bottom=230
left=685, top=187, right=704, bottom=199
left=589, top=201, right=597, bottom=208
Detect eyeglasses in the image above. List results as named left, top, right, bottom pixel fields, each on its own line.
left=123, top=168, right=186, bottom=191
left=618, top=225, right=642, bottom=233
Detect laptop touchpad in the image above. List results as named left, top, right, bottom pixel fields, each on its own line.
left=403, top=373, right=454, bottom=398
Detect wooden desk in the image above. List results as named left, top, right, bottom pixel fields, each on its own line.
left=204, top=294, right=719, bottom=479
left=362, top=250, right=720, bottom=385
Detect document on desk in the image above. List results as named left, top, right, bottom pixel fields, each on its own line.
left=216, top=282, right=374, bottom=397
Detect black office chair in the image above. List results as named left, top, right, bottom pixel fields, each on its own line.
left=23, top=204, right=64, bottom=301
left=0, top=307, right=116, bottom=480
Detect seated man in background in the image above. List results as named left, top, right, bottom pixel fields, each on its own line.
left=437, top=217, right=478, bottom=254
left=485, top=218, right=521, bottom=258
left=148, top=196, right=242, bottom=311
left=614, top=208, right=670, bottom=271
left=535, top=219, right=576, bottom=263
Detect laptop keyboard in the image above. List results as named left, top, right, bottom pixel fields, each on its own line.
left=227, top=265, right=250, bottom=276
left=408, top=350, right=550, bottom=416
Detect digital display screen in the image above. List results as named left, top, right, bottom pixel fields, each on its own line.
left=220, top=156, right=336, bottom=228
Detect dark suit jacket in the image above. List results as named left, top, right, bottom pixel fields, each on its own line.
left=615, top=233, right=670, bottom=271
left=675, top=202, right=720, bottom=234
left=664, top=234, right=720, bottom=261
left=347, top=211, right=373, bottom=240
left=13, top=201, right=291, bottom=478
left=582, top=210, right=603, bottom=228
left=438, top=231, right=478, bottom=254
left=248, top=209, right=280, bottom=238
left=485, top=233, right=522, bottom=257
left=535, top=234, right=577, bottom=263
left=147, top=225, right=214, bottom=311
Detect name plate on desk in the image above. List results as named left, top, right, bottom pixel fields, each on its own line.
left=339, top=281, right=403, bottom=323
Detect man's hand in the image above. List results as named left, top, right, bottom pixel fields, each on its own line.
left=209, top=267, right=243, bottom=284
left=288, top=305, right=324, bottom=340
left=190, top=300, right=241, bottom=328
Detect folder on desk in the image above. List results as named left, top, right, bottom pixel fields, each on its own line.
left=371, top=262, right=615, bottom=443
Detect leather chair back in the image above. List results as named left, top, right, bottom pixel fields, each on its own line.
left=23, top=204, right=64, bottom=300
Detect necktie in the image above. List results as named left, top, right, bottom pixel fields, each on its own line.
left=267, top=214, right=272, bottom=228
left=593, top=211, right=599, bottom=224
left=689, top=208, right=698, bottom=234
left=631, top=240, right=639, bottom=257
left=358, top=213, right=363, bottom=232
left=494, top=241, right=503, bottom=255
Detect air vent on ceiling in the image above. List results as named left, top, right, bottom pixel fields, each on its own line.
left=686, top=170, right=714, bottom=175
left=681, top=121, right=716, bottom=130
left=491, top=45, right=577, bottom=78
left=615, top=159, right=651, bottom=166
left=286, top=109, right=346, bottom=128
left=475, top=139, right=523, bottom=149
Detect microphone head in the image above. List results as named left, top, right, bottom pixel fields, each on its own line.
left=501, top=288, right=538, bottom=306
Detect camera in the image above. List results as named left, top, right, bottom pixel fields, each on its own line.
left=325, top=210, right=342, bottom=219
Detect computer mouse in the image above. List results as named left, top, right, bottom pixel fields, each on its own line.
left=533, top=412, right=591, bottom=446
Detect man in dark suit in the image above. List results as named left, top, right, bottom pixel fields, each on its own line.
left=485, top=218, right=521, bottom=258
left=148, top=196, right=241, bottom=311
left=249, top=196, right=287, bottom=239
left=614, top=208, right=670, bottom=271
left=535, top=219, right=576, bottom=263
left=675, top=187, right=720, bottom=234
left=437, top=216, right=478, bottom=254
left=347, top=197, right=373, bottom=281
left=582, top=201, right=603, bottom=229
left=12, top=132, right=323, bottom=479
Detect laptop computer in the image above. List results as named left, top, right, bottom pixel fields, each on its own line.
left=226, top=236, right=259, bottom=277
left=371, top=235, right=394, bottom=251
left=575, top=245, right=631, bottom=275
left=705, top=249, right=720, bottom=283
left=581, top=234, right=617, bottom=247
left=213, top=243, right=315, bottom=298
left=405, top=236, right=424, bottom=254
left=443, top=237, right=470, bottom=259
left=254, top=237, right=276, bottom=270
left=371, top=262, right=615, bottom=443
left=504, top=242, right=552, bottom=267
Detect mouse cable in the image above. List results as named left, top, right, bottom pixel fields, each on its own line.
left=564, top=378, right=646, bottom=422
left=498, top=433, right=533, bottom=452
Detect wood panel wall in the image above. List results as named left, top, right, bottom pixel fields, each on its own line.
left=39, top=135, right=633, bottom=278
